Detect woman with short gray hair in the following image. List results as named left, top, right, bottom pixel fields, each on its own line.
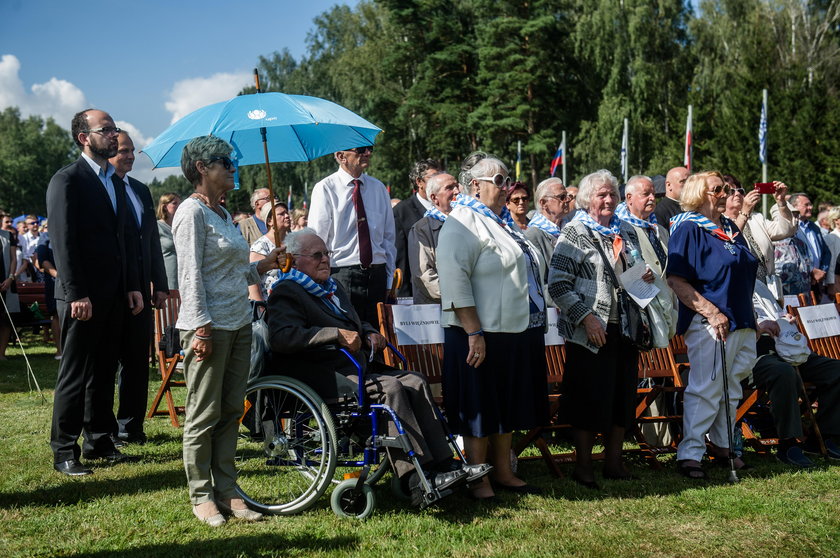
left=525, top=178, right=571, bottom=292
left=548, top=169, right=651, bottom=488
left=438, top=156, right=548, bottom=499
left=174, top=135, right=284, bottom=526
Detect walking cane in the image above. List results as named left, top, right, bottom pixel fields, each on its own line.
left=718, top=337, right=740, bottom=483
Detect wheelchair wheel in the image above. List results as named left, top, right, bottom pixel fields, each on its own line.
left=235, top=376, right=337, bottom=515
left=330, top=478, right=376, bottom=519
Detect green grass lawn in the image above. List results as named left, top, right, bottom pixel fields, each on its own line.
left=1, top=334, right=838, bottom=558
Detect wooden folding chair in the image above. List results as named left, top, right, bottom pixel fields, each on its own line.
left=513, top=343, right=571, bottom=477
left=377, top=303, right=445, bottom=403
left=632, top=345, right=686, bottom=467
left=147, top=290, right=186, bottom=427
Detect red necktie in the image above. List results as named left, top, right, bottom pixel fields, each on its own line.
left=352, top=179, right=373, bottom=268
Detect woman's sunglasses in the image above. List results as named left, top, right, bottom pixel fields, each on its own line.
left=474, top=174, right=512, bottom=189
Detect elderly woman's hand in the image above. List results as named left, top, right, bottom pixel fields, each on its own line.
left=742, top=189, right=760, bottom=215
left=467, top=334, right=486, bottom=367
left=256, top=245, right=287, bottom=275
left=773, top=181, right=788, bottom=204
left=582, top=314, right=606, bottom=347
left=192, top=325, right=213, bottom=361
left=641, top=266, right=655, bottom=283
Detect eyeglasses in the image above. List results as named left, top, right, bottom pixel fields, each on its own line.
left=707, top=184, right=731, bottom=197
left=350, top=146, right=374, bottom=154
left=207, top=157, right=235, bottom=170
left=729, top=188, right=746, bottom=196
left=294, top=250, right=332, bottom=260
left=545, top=193, right=570, bottom=202
left=509, top=196, right=529, bottom=204
left=84, top=126, right=122, bottom=136
left=474, top=174, right=512, bottom=189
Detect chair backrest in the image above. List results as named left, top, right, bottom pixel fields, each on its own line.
left=638, top=345, right=684, bottom=387
left=377, top=303, right=444, bottom=385
left=790, top=303, right=840, bottom=360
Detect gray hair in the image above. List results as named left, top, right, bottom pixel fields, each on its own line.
left=458, top=151, right=489, bottom=189
left=250, top=188, right=270, bottom=209
left=576, top=169, right=619, bottom=211
left=789, top=192, right=810, bottom=208
left=180, top=135, right=233, bottom=186
left=535, top=177, right=564, bottom=202
left=624, top=174, right=652, bottom=198
left=425, top=172, right=449, bottom=198
left=285, top=227, right=320, bottom=255
left=409, top=159, right=441, bottom=189
left=465, top=157, right=508, bottom=185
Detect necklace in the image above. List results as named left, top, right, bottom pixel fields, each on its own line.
left=191, top=192, right=225, bottom=219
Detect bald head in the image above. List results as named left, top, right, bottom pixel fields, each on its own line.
left=665, top=167, right=689, bottom=200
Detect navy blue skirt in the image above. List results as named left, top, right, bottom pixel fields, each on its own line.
left=443, top=326, right=548, bottom=437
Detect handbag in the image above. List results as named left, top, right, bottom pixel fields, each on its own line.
left=587, top=229, right=654, bottom=351
left=249, top=301, right=270, bottom=381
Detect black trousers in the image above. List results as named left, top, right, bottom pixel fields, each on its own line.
left=116, top=303, right=153, bottom=436
left=50, top=296, right=126, bottom=462
left=331, top=264, right=387, bottom=329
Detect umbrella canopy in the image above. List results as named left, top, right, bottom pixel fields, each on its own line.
left=141, top=92, right=382, bottom=168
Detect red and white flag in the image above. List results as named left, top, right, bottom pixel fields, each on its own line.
left=684, top=105, right=693, bottom=171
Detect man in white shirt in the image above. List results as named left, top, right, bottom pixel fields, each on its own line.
left=308, top=146, right=396, bottom=327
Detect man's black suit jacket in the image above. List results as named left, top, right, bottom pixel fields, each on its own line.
left=125, top=176, right=168, bottom=300
left=46, top=157, right=140, bottom=305
left=392, top=194, right=426, bottom=297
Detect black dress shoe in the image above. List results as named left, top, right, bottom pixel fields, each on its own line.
left=54, top=460, right=92, bottom=476
left=82, top=449, right=140, bottom=464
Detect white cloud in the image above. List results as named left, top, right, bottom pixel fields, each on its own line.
left=0, top=54, right=88, bottom=127
left=164, top=71, right=251, bottom=124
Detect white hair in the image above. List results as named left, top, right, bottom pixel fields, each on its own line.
left=624, top=175, right=652, bottom=198
left=576, top=169, right=619, bottom=211
left=285, top=227, right=320, bottom=254
left=425, top=172, right=448, bottom=198
left=535, top=177, right=564, bottom=202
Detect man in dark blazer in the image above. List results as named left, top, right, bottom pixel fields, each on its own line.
left=392, top=159, right=440, bottom=298
left=266, top=229, right=486, bottom=503
left=109, top=131, right=169, bottom=444
left=47, top=109, right=144, bottom=476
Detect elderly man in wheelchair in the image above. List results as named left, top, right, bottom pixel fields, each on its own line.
left=257, top=229, right=490, bottom=514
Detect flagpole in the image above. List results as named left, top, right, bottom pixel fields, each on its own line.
left=761, top=89, right=768, bottom=217
left=621, top=118, right=629, bottom=183
left=684, top=104, right=693, bottom=172
left=561, top=130, right=567, bottom=186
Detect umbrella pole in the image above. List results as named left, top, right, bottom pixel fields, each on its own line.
left=254, top=69, right=280, bottom=247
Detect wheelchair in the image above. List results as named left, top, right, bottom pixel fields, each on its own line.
left=234, top=342, right=471, bottom=519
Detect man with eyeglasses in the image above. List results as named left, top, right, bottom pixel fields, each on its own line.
left=107, top=131, right=169, bottom=446
left=654, top=166, right=689, bottom=229
left=20, top=214, right=41, bottom=275
left=239, top=188, right=272, bottom=246
left=393, top=159, right=441, bottom=299
left=309, top=145, right=396, bottom=328
left=524, top=177, right=570, bottom=301
left=46, top=109, right=144, bottom=476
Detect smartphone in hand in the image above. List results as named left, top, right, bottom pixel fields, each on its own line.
left=754, top=182, right=775, bottom=194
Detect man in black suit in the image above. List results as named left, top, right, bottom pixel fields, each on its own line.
left=392, top=159, right=441, bottom=298
left=47, top=109, right=144, bottom=476
left=109, top=131, right=169, bottom=445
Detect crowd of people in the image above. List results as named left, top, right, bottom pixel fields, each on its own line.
left=3, top=107, right=838, bottom=526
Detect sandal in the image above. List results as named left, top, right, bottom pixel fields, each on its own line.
left=677, top=459, right=707, bottom=480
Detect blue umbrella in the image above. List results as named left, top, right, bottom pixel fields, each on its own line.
left=140, top=91, right=382, bottom=168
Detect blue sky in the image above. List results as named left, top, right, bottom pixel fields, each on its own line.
left=0, top=0, right=353, bottom=181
